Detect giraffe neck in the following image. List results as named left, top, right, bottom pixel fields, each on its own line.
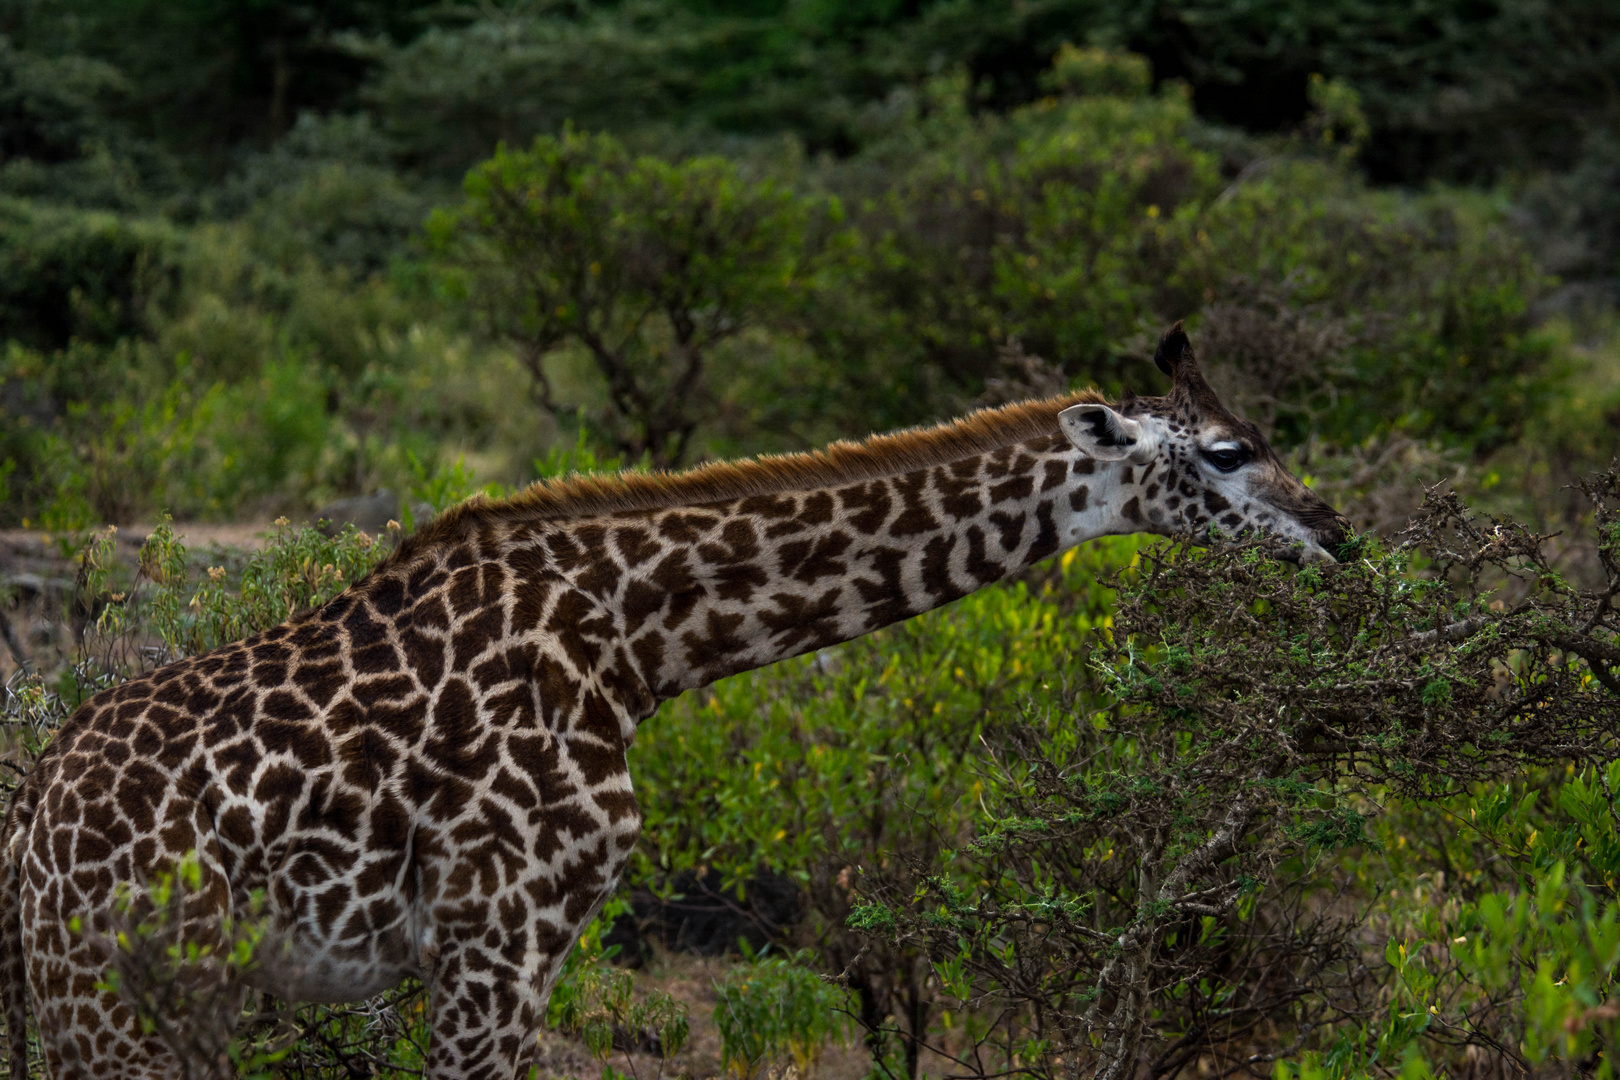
left=574, top=432, right=1142, bottom=704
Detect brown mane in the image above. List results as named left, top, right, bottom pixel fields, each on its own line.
left=383, top=389, right=1107, bottom=567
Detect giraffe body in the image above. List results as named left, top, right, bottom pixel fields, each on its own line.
left=0, top=327, right=1346, bottom=1078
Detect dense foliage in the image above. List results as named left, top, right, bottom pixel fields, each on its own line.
left=2, top=48, right=1595, bottom=528
left=5, top=0, right=1617, bottom=191
left=2, top=3, right=1620, bottom=1077
left=430, top=129, right=824, bottom=467
left=846, top=473, right=1620, bottom=1079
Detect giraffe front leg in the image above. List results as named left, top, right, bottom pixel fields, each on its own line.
left=418, top=877, right=601, bottom=1080
left=423, top=947, right=536, bottom=1080
left=419, top=869, right=622, bottom=1080
left=416, top=739, right=642, bottom=1078
left=422, top=929, right=576, bottom=1080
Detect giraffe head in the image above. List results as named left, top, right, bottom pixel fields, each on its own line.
left=1057, top=322, right=1351, bottom=562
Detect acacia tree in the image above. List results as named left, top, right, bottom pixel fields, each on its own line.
left=848, top=470, right=1620, bottom=1080
left=431, top=129, right=819, bottom=468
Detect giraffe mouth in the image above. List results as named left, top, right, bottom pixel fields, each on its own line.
left=1216, top=514, right=1348, bottom=565
left=1285, top=527, right=1352, bottom=565
left=1312, top=518, right=1353, bottom=563
left=1297, top=540, right=1338, bottom=565
left=1291, top=500, right=1352, bottom=563
left=1262, top=537, right=1333, bottom=565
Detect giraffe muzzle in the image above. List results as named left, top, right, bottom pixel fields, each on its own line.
left=1304, top=508, right=1353, bottom=564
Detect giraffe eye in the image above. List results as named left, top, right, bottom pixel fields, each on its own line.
left=1202, top=446, right=1248, bottom=473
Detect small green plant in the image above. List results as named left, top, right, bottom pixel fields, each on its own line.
left=549, top=899, right=690, bottom=1080
left=552, top=966, right=690, bottom=1080
left=109, top=516, right=392, bottom=659
left=0, top=671, right=71, bottom=796
left=534, top=424, right=637, bottom=481
left=713, top=953, right=852, bottom=1079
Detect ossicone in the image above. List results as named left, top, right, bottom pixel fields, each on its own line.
left=1153, top=320, right=1195, bottom=378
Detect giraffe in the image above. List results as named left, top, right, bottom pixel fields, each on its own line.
left=0, top=324, right=1347, bottom=1079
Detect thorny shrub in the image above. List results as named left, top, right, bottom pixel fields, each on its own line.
left=91, top=853, right=284, bottom=1080
left=848, top=469, right=1620, bottom=1080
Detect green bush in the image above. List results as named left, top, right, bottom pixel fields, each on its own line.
left=219, top=113, right=435, bottom=280
left=0, top=198, right=181, bottom=350
left=825, top=72, right=1216, bottom=402
left=1322, top=767, right=1620, bottom=1079
left=0, top=34, right=170, bottom=211
left=827, top=67, right=1558, bottom=453
left=431, top=127, right=830, bottom=466
left=359, top=6, right=730, bottom=178
left=0, top=342, right=218, bottom=527
left=0, top=192, right=539, bottom=525
left=1, top=344, right=339, bottom=525
left=105, top=517, right=389, bottom=660
left=837, top=472, right=1620, bottom=1080
left=714, top=953, right=853, bottom=1078
left=629, top=536, right=1134, bottom=1076
left=0, top=36, right=126, bottom=169
left=421, top=58, right=1565, bottom=472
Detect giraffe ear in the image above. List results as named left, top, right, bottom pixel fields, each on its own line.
left=1058, top=403, right=1153, bottom=462
left=1154, top=320, right=1193, bottom=378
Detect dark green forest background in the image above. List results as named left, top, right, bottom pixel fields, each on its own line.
left=3, top=0, right=1618, bottom=529
left=3, top=3, right=1620, bottom=1079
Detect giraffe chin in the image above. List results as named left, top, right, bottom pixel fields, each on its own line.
left=1295, top=540, right=1339, bottom=565
left=1196, top=528, right=1337, bottom=565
